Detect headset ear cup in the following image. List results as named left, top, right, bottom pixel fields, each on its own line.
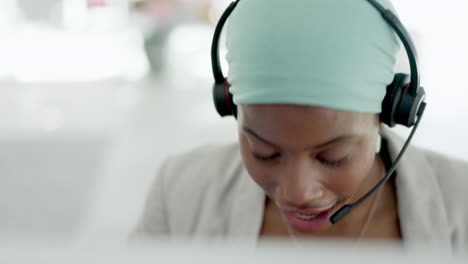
left=380, top=74, right=409, bottom=127
left=395, top=85, right=426, bottom=127
left=213, top=79, right=236, bottom=117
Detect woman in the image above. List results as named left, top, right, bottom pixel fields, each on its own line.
left=132, top=0, right=468, bottom=246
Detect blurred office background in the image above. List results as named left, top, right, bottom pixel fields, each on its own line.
left=0, top=0, right=467, bottom=243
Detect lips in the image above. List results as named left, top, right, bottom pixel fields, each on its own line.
left=281, top=206, right=335, bottom=231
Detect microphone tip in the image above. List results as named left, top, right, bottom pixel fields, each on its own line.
left=330, top=204, right=354, bottom=224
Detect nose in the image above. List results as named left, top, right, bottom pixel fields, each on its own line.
left=275, top=157, right=324, bottom=208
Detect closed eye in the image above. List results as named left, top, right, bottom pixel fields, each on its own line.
left=252, top=152, right=281, bottom=162
left=318, top=156, right=348, bottom=168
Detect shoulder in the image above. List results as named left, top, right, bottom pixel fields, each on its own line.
left=418, top=147, right=468, bottom=242
left=159, top=142, right=243, bottom=190
left=421, top=149, right=468, bottom=207
left=382, top=128, right=468, bottom=199
left=382, top=127, right=468, bottom=243
left=135, top=143, right=245, bottom=236
left=156, top=142, right=247, bottom=217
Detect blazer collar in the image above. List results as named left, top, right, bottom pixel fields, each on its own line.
left=381, top=127, right=451, bottom=243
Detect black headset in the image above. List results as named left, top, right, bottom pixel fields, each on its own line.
left=211, top=0, right=426, bottom=128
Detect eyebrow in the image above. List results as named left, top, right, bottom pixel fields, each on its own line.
left=242, top=126, right=357, bottom=149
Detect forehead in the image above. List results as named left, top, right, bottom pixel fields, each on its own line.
left=239, top=104, right=377, bottom=141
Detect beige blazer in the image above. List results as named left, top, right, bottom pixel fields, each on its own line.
left=132, top=127, right=468, bottom=248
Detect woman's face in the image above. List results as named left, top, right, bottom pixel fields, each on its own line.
left=238, top=104, right=381, bottom=234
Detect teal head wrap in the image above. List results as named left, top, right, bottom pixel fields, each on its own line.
left=226, top=0, right=401, bottom=113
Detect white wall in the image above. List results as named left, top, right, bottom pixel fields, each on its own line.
left=391, top=0, right=468, bottom=158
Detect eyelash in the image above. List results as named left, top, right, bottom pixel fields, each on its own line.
left=252, top=152, right=280, bottom=162
left=253, top=152, right=348, bottom=168
left=319, top=156, right=348, bottom=168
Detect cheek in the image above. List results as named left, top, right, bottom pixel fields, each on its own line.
left=327, top=145, right=376, bottom=198
left=238, top=135, right=277, bottom=196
